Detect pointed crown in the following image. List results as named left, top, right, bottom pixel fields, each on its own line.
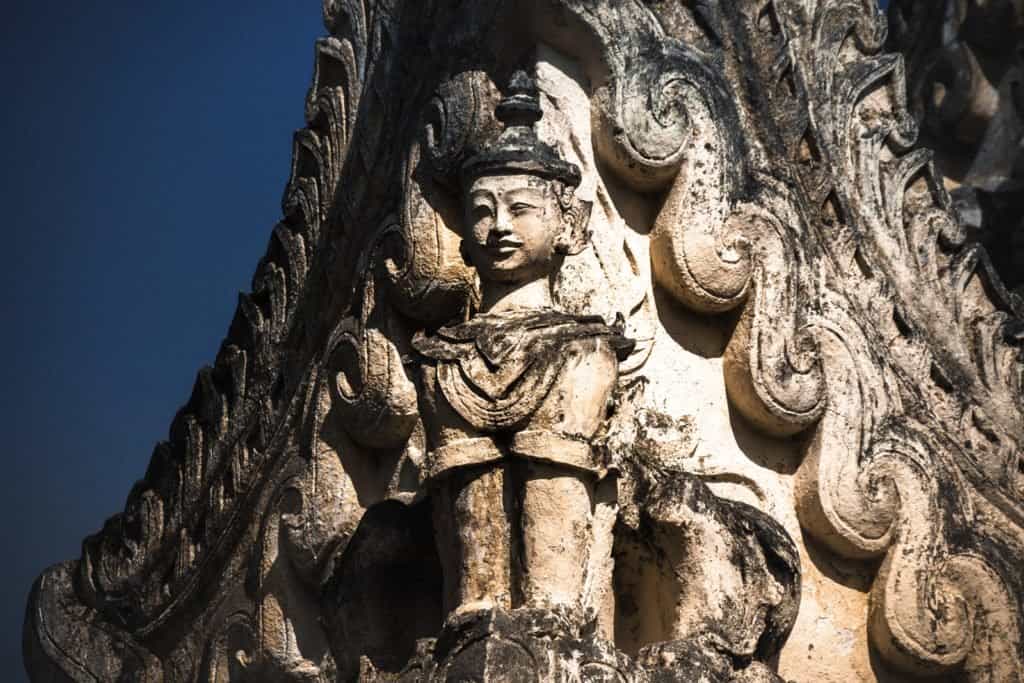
left=461, top=71, right=581, bottom=188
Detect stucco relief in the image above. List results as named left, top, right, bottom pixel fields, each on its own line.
left=24, top=2, right=1024, bottom=682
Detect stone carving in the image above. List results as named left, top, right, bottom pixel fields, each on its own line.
left=23, top=1, right=1024, bottom=682
left=888, top=0, right=1024, bottom=293
left=414, top=71, right=632, bottom=619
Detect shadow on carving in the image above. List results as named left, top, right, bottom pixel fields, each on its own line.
left=653, top=284, right=738, bottom=360
left=322, top=499, right=443, bottom=680
left=726, top=401, right=801, bottom=477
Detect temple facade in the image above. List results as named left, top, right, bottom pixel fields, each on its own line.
left=24, top=2, right=1024, bottom=681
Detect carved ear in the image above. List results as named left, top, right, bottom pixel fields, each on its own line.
left=556, top=191, right=592, bottom=256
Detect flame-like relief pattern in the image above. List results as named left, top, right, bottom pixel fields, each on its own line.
left=26, top=2, right=370, bottom=679
left=742, top=0, right=1024, bottom=679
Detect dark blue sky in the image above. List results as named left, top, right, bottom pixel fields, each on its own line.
left=1, top=2, right=322, bottom=677
left=2, top=1, right=894, bottom=679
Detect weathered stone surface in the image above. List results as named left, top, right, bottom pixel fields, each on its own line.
left=24, top=1, right=1024, bottom=682
left=888, top=0, right=1024, bottom=293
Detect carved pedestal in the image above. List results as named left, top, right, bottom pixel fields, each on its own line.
left=366, top=607, right=785, bottom=683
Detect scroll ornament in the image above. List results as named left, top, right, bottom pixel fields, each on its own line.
left=22, top=2, right=1024, bottom=682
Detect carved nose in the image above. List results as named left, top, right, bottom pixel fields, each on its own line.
left=490, top=215, right=514, bottom=241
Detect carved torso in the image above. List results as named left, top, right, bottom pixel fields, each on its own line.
left=414, top=308, right=632, bottom=480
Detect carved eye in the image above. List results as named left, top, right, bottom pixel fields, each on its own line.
left=471, top=204, right=494, bottom=222
left=509, top=202, right=537, bottom=215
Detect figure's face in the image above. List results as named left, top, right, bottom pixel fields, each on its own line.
left=463, top=174, right=563, bottom=284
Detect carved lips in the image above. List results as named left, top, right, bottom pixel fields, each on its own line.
left=485, top=235, right=525, bottom=258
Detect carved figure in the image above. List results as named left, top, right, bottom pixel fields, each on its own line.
left=413, top=71, right=632, bottom=618
left=23, top=2, right=1024, bottom=681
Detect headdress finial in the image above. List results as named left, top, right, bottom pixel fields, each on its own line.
left=461, top=70, right=581, bottom=187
